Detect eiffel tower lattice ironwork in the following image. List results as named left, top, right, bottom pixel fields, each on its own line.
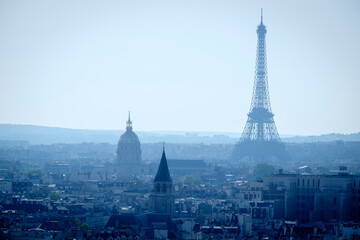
left=233, top=11, right=288, bottom=163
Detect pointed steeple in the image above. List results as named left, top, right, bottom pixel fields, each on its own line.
left=126, top=110, right=132, bottom=131
left=154, top=147, right=172, bottom=182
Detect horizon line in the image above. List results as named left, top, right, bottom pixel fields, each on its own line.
left=0, top=123, right=359, bottom=137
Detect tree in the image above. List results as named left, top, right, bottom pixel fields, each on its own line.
left=80, top=223, right=90, bottom=233
left=183, top=175, right=201, bottom=185
left=315, top=166, right=329, bottom=174
left=253, top=163, right=275, bottom=180
left=48, top=192, right=61, bottom=201
left=75, top=218, right=81, bottom=226
left=26, top=169, right=43, bottom=179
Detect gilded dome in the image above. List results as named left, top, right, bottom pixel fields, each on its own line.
left=116, top=112, right=141, bottom=165
left=119, top=128, right=140, bottom=144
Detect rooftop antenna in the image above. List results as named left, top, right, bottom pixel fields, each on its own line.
left=261, top=9, right=263, bottom=24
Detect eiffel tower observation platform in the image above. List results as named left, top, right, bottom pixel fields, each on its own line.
left=232, top=11, right=288, bottom=164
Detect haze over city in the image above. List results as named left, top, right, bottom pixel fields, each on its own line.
left=1, top=1, right=360, bottom=239
left=1, top=0, right=359, bottom=135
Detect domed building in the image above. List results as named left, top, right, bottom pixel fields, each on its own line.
left=116, top=112, right=141, bottom=168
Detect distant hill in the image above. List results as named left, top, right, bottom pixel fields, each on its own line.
left=282, top=133, right=360, bottom=143
left=0, top=124, right=359, bottom=145
left=0, top=124, right=239, bottom=145
left=0, top=124, right=120, bottom=145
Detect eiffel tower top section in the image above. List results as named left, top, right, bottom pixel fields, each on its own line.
left=250, top=9, right=271, bottom=113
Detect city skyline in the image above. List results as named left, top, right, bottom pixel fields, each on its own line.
left=1, top=1, right=359, bottom=135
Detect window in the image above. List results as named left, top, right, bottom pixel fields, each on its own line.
left=334, top=197, right=337, bottom=205
left=156, top=184, right=160, bottom=192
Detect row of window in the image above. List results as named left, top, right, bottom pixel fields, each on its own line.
left=320, top=210, right=337, bottom=218
left=155, top=183, right=169, bottom=193
left=354, top=179, right=360, bottom=188
left=297, top=178, right=320, bottom=188
left=244, top=194, right=260, bottom=200
left=320, top=197, right=337, bottom=204
left=296, top=195, right=314, bottom=200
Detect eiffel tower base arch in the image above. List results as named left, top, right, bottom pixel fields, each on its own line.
left=232, top=141, right=289, bottom=166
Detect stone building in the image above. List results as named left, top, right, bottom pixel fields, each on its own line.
left=149, top=148, right=175, bottom=216
left=115, top=112, right=141, bottom=174
left=262, top=169, right=360, bottom=223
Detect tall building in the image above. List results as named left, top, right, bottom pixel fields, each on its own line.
left=115, top=112, right=141, bottom=171
left=233, top=11, right=287, bottom=163
left=149, top=148, right=175, bottom=216
left=262, top=170, right=360, bottom=223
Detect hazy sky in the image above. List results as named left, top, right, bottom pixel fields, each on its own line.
left=0, top=0, right=359, bottom=135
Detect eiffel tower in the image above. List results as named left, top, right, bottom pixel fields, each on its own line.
left=233, top=11, right=288, bottom=163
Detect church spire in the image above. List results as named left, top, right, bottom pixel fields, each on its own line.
left=126, top=110, right=132, bottom=131
left=154, top=147, right=172, bottom=182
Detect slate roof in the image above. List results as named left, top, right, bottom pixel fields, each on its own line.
left=1, top=203, right=47, bottom=213
left=39, top=220, right=76, bottom=231
left=105, top=212, right=172, bottom=229
left=154, top=150, right=172, bottom=182
left=167, top=159, right=207, bottom=169
left=105, top=214, right=138, bottom=228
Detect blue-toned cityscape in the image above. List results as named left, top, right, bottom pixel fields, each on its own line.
left=0, top=2, right=359, bottom=240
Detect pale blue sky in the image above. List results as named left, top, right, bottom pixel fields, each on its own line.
left=0, top=0, right=359, bottom=135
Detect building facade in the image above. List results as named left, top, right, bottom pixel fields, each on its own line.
left=262, top=170, right=360, bottom=223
